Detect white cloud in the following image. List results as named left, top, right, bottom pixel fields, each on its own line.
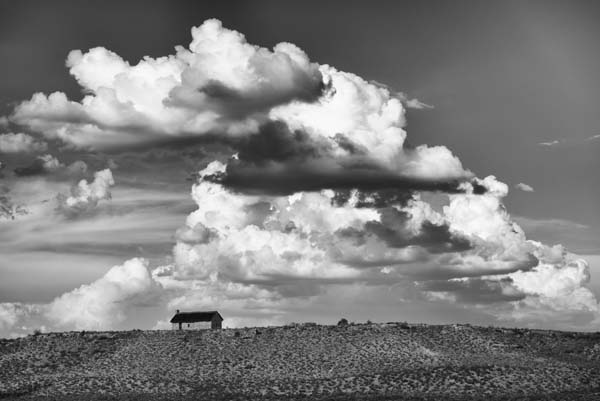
left=0, top=133, right=47, bottom=153
left=58, top=168, right=114, bottom=215
left=0, top=258, right=164, bottom=336
left=403, top=98, right=434, bottom=110
left=46, top=258, right=160, bottom=330
left=509, top=259, right=596, bottom=312
left=11, top=19, right=323, bottom=150
left=515, top=182, right=534, bottom=192
left=538, top=140, right=560, bottom=147
left=38, top=154, right=63, bottom=171
left=11, top=20, right=472, bottom=189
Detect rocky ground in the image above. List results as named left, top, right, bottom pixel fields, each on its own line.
left=1, top=323, right=600, bottom=400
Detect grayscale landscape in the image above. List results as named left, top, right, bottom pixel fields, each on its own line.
left=1, top=1, right=599, bottom=400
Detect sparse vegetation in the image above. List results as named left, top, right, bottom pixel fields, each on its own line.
left=2, top=323, right=600, bottom=400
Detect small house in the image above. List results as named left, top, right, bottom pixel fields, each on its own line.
left=170, top=310, right=223, bottom=330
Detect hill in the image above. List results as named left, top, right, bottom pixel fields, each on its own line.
left=2, top=323, right=600, bottom=400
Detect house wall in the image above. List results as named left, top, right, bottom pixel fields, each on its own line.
left=186, top=321, right=212, bottom=330
left=211, top=317, right=222, bottom=329
left=172, top=321, right=212, bottom=330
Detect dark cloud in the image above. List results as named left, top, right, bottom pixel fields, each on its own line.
left=337, top=207, right=472, bottom=255
left=413, top=252, right=540, bottom=281
left=167, top=76, right=329, bottom=120
left=232, top=120, right=327, bottom=163
left=183, top=120, right=481, bottom=196
left=13, top=158, right=53, bottom=177
left=420, top=277, right=526, bottom=304
left=205, top=159, right=480, bottom=196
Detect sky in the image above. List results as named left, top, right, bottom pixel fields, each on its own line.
left=1, top=0, right=599, bottom=337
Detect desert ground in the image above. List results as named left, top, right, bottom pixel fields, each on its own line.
left=1, top=322, right=600, bottom=400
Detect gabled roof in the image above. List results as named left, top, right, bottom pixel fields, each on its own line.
left=170, top=311, right=223, bottom=323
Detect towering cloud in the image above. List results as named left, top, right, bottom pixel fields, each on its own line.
left=1, top=19, right=595, bottom=337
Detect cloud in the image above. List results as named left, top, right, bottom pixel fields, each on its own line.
left=10, top=153, right=88, bottom=179
left=508, top=259, right=596, bottom=312
left=46, top=258, right=161, bottom=330
left=0, top=190, right=27, bottom=220
left=13, top=154, right=63, bottom=176
left=537, top=135, right=600, bottom=147
left=11, top=19, right=324, bottom=150
left=0, top=133, right=47, bottom=153
left=1, top=19, right=596, bottom=334
left=158, top=165, right=592, bottom=324
left=0, top=258, right=163, bottom=335
left=538, top=140, right=560, bottom=147
left=403, top=98, right=434, bottom=110
left=10, top=20, right=473, bottom=196
left=515, top=182, right=534, bottom=192
left=57, top=168, right=114, bottom=216
left=419, top=277, right=526, bottom=304
left=369, top=80, right=433, bottom=110
left=0, top=303, right=43, bottom=337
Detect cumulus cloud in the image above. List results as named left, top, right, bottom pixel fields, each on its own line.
left=11, top=19, right=324, bottom=150
left=1, top=19, right=596, bottom=334
left=10, top=20, right=473, bottom=196
left=0, top=258, right=162, bottom=336
left=509, top=259, right=596, bottom=312
left=46, top=258, right=160, bottom=330
left=0, top=157, right=93, bottom=222
left=515, top=182, right=534, bottom=192
left=154, top=163, right=594, bottom=326
left=0, top=133, right=47, bottom=153
left=57, top=168, right=114, bottom=216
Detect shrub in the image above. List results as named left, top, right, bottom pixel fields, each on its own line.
left=337, top=318, right=349, bottom=327
left=32, top=329, right=42, bottom=336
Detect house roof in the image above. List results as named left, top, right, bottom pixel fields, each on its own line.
left=170, top=311, right=223, bottom=323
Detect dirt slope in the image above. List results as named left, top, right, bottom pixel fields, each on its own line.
left=2, top=323, right=600, bottom=400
